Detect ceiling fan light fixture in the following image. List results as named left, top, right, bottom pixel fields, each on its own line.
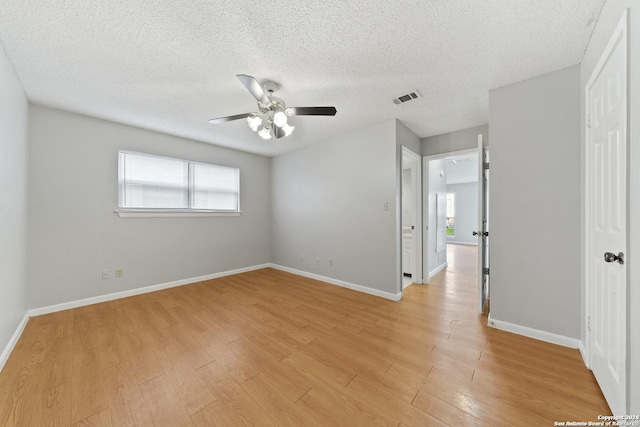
left=247, top=114, right=262, bottom=131
left=282, top=123, right=295, bottom=137
left=273, top=111, right=288, bottom=128
left=258, top=126, right=272, bottom=140
left=208, top=75, right=335, bottom=141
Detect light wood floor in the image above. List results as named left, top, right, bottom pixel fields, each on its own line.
left=0, top=246, right=609, bottom=426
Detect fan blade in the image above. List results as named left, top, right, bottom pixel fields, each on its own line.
left=236, top=74, right=271, bottom=105
left=287, top=106, right=337, bottom=116
left=208, top=112, right=252, bottom=124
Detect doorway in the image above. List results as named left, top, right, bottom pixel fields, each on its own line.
left=401, top=147, right=422, bottom=290
left=423, top=149, right=478, bottom=275
left=423, top=140, right=489, bottom=314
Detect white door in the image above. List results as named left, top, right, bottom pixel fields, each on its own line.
left=402, top=168, right=414, bottom=280
left=587, top=12, right=627, bottom=416
left=476, top=135, right=489, bottom=313
left=401, top=147, right=422, bottom=289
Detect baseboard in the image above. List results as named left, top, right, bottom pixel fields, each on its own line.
left=579, top=340, right=590, bottom=369
left=487, top=314, right=580, bottom=349
left=0, top=313, right=29, bottom=372
left=28, top=263, right=271, bottom=317
left=269, top=264, right=402, bottom=301
left=429, top=262, right=448, bottom=279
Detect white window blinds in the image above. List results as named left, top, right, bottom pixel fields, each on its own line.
left=191, top=162, right=239, bottom=211
left=118, top=151, right=240, bottom=212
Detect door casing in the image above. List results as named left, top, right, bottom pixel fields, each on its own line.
left=400, top=146, right=423, bottom=289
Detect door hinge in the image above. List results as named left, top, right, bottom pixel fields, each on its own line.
left=483, top=162, right=489, bottom=170
left=587, top=315, right=591, bottom=331
left=587, top=114, right=591, bottom=128
left=483, top=267, right=490, bottom=275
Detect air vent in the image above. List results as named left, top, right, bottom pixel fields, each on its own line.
left=393, top=90, right=422, bottom=105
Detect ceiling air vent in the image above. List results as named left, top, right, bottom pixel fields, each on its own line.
left=393, top=90, right=422, bottom=105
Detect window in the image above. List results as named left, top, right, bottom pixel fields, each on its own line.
left=446, top=193, right=455, bottom=235
left=118, top=151, right=240, bottom=215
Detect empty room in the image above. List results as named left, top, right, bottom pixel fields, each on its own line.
left=0, top=0, right=638, bottom=425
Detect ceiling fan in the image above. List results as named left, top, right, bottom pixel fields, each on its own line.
left=209, top=74, right=337, bottom=140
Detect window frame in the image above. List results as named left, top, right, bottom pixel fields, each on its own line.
left=116, top=150, right=241, bottom=217
left=446, top=192, right=455, bottom=236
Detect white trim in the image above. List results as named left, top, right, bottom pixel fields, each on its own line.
left=115, top=210, right=241, bottom=218
left=447, top=241, right=478, bottom=246
left=422, top=155, right=429, bottom=284
left=269, top=264, right=402, bottom=301
left=428, top=262, right=448, bottom=279
left=28, top=264, right=270, bottom=317
left=488, top=314, right=580, bottom=349
left=422, top=148, right=478, bottom=162
left=579, top=340, right=590, bottom=369
left=401, top=146, right=423, bottom=290
left=0, top=313, right=29, bottom=372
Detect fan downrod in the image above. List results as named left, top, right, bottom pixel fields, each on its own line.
left=262, top=81, right=280, bottom=95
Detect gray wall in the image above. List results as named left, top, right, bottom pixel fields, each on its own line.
left=446, top=182, right=478, bottom=245
left=271, top=120, right=399, bottom=296
left=422, top=124, right=488, bottom=156
left=0, top=45, right=29, bottom=361
left=580, top=0, right=639, bottom=413
left=28, top=106, right=271, bottom=308
left=427, top=159, right=447, bottom=275
left=396, top=120, right=422, bottom=155
left=489, top=65, right=580, bottom=339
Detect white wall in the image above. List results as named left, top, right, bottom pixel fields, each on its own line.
left=27, top=106, right=271, bottom=308
left=422, top=124, right=488, bottom=156
left=489, top=65, right=581, bottom=340
left=580, top=0, right=639, bottom=413
left=0, top=44, right=29, bottom=362
left=271, top=120, right=399, bottom=297
left=446, top=182, right=478, bottom=245
left=427, top=159, right=447, bottom=276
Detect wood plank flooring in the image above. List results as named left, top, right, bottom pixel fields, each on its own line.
left=0, top=244, right=610, bottom=426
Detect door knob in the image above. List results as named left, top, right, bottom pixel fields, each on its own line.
left=604, top=252, right=624, bottom=265
left=473, top=231, right=478, bottom=236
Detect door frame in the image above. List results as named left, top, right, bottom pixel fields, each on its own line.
left=422, top=148, right=478, bottom=282
left=477, top=135, right=489, bottom=314
left=583, top=9, right=629, bottom=412
left=400, top=146, right=423, bottom=287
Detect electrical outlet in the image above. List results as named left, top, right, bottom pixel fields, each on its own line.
left=115, top=268, right=123, bottom=278
left=101, top=269, right=110, bottom=280
left=315, top=257, right=320, bottom=266
left=300, top=255, right=304, bottom=264
left=329, top=258, right=334, bottom=267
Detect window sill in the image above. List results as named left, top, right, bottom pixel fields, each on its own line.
left=114, top=210, right=241, bottom=218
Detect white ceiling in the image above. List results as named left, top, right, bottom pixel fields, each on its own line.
left=0, top=1, right=604, bottom=157
left=446, top=154, right=479, bottom=185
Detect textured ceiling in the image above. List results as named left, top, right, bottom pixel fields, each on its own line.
left=0, top=0, right=604, bottom=156
left=446, top=154, right=479, bottom=185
